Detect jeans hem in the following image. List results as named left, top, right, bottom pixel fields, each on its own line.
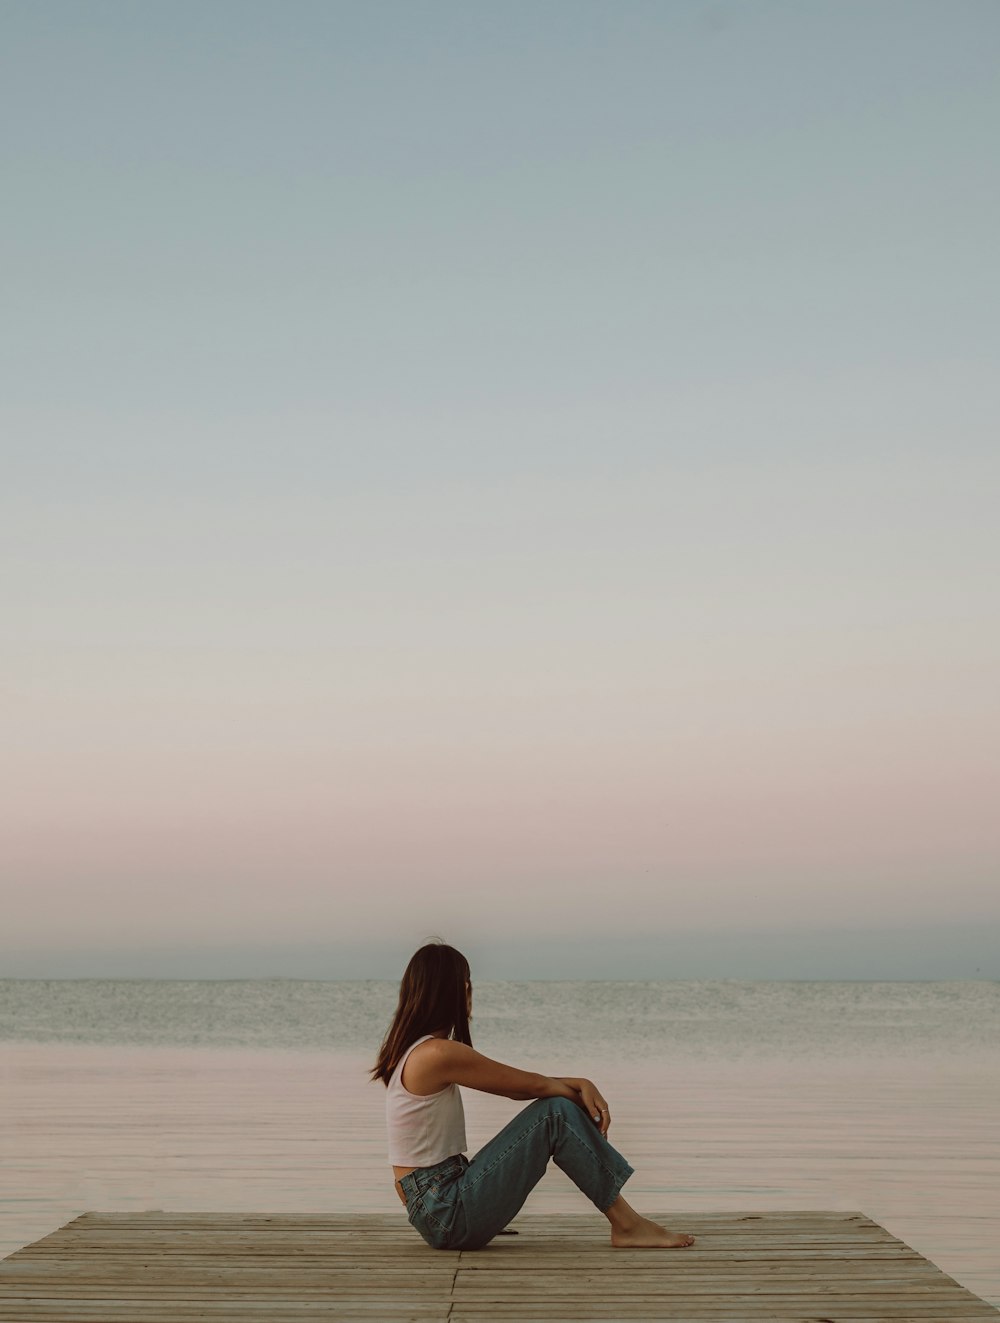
left=596, top=1163, right=634, bottom=1213
left=562, top=1123, right=634, bottom=1211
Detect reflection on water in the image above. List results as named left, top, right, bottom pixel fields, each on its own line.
left=2, top=980, right=999, bottom=1307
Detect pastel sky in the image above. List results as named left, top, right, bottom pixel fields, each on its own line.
left=3, top=1, right=998, bottom=978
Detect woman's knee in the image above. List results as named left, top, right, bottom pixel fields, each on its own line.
left=546, top=1094, right=607, bottom=1142
left=539, top=1094, right=580, bottom=1124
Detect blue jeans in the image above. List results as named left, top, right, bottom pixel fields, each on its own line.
left=398, top=1095, right=634, bottom=1251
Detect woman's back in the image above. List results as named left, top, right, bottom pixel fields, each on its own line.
left=386, top=1035, right=467, bottom=1167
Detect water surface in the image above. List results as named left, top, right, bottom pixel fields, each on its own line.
left=2, top=979, right=997, bottom=1306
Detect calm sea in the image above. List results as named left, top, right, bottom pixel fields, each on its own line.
left=2, top=979, right=998, bottom=1306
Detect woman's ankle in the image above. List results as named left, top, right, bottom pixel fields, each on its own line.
left=604, top=1195, right=642, bottom=1234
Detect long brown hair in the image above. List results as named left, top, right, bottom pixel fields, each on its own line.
left=371, top=941, right=472, bottom=1085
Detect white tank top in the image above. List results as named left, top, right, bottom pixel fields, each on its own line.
left=386, top=1035, right=468, bottom=1167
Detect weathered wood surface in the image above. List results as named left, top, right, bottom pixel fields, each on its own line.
left=2, top=1211, right=998, bottom=1322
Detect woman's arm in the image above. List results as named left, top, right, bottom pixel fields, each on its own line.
left=415, top=1042, right=611, bottom=1133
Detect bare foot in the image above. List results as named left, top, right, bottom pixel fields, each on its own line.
left=611, top=1216, right=695, bottom=1249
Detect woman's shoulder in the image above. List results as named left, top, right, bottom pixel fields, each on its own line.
left=400, top=1037, right=471, bottom=1092
left=405, top=1036, right=470, bottom=1070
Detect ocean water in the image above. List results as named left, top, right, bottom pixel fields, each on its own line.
left=2, top=979, right=998, bottom=1306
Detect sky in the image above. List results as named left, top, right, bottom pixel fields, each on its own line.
left=2, top=1, right=998, bottom=979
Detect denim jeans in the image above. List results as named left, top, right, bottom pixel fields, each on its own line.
left=398, top=1095, right=634, bottom=1251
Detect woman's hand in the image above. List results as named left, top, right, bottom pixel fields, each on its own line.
left=558, top=1077, right=611, bottom=1135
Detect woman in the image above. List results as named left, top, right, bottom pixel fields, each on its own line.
left=372, top=940, right=695, bottom=1252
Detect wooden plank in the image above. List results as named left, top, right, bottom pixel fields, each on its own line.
left=1, top=1212, right=997, bottom=1323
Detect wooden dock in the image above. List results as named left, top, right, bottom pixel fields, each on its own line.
left=2, top=1210, right=998, bottom=1322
